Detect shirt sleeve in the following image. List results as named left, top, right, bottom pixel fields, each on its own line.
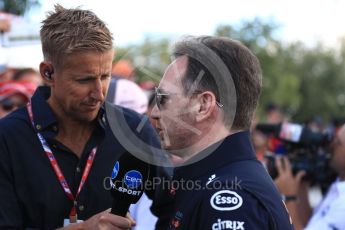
left=196, top=188, right=272, bottom=230
left=304, top=199, right=345, bottom=230
left=0, top=128, right=22, bottom=227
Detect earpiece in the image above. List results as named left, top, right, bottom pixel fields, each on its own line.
left=44, top=70, right=52, bottom=80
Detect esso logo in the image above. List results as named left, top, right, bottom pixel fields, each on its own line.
left=210, top=190, right=243, bottom=211
left=124, top=170, right=143, bottom=189
left=111, top=161, right=120, bottom=179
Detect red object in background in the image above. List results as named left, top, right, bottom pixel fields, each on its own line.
left=112, top=60, right=134, bottom=80
left=139, top=80, right=157, bottom=90
left=0, top=81, right=34, bottom=101
left=268, top=135, right=286, bottom=155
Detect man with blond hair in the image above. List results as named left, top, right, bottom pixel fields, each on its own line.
left=0, top=5, right=162, bottom=229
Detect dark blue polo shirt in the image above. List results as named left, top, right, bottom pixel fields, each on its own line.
left=167, top=131, right=294, bottom=230
left=0, top=87, right=165, bottom=229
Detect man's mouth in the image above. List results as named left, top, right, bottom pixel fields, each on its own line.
left=155, top=127, right=165, bottom=139
left=83, top=102, right=101, bottom=110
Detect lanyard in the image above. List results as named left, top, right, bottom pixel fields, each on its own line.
left=26, top=102, right=98, bottom=223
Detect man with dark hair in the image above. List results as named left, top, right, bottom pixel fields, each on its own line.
left=0, top=5, right=161, bottom=229
left=151, top=36, right=294, bottom=229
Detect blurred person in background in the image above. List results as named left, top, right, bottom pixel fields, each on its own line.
left=265, top=102, right=284, bottom=124
left=0, top=19, right=11, bottom=80
left=0, top=67, right=16, bottom=82
left=12, top=67, right=43, bottom=89
left=264, top=103, right=287, bottom=155
left=0, top=81, right=31, bottom=118
left=275, top=124, right=345, bottom=230
left=251, top=128, right=269, bottom=161
left=250, top=114, right=269, bottom=161
left=108, top=60, right=148, bottom=114
left=138, top=80, right=157, bottom=127
left=0, top=65, right=7, bottom=81
left=112, top=60, right=135, bottom=82
left=0, top=19, right=11, bottom=32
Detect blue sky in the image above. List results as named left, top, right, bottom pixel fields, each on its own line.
left=28, top=0, right=345, bottom=48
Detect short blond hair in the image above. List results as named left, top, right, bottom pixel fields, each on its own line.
left=40, top=4, right=113, bottom=68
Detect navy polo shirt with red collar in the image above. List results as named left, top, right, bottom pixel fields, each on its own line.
left=166, top=131, right=294, bottom=230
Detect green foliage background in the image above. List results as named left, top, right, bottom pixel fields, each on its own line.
left=2, top=1, right=344, bottom=122
left=0, top=0, right=39, bottom=15
left=117, top=19, right=345, bottom=123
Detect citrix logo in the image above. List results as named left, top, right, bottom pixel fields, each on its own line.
left=212, top=219, right=244, bottom=230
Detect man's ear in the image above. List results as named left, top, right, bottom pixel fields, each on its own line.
left=195, top=91, right=217, bottom=123
left=39, top=62, right=55, bottom=86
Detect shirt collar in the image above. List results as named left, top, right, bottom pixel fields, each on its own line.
left=30, top=86, right=58, bottom=132
left=30, top=86, right=106, bottom=133
left=173, top=131, right=257, bottom=181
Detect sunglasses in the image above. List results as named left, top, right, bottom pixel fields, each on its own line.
left=0, top=99, right=27, bottom=112
left=154, top=87, right=223, bottom=110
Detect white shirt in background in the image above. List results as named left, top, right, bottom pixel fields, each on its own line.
left=304, top=179, right=345, bottom=230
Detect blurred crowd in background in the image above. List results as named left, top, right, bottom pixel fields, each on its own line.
left=0, top=67, right=41, bottom=117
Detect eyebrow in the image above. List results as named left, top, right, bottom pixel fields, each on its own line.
left=75, top=72, right=111, bottom=78
left=74, top=76, right=95, bottom=81
left=156, top=88, right=169, bottom=95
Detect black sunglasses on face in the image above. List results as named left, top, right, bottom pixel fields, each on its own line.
left=154, top=87, right=223, bottom=110
left=154, top=87, right=170, bottom=110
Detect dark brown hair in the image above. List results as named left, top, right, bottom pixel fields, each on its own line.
left=172, top=36, right=262, bottom=130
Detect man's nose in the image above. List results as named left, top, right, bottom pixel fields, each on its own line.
left=91, top=79, right=105, bottom=101
left=150, top=104, right=160, bottom=120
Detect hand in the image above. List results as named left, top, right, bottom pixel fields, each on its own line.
left=274, top=156, right=305, bottom=196
left=0, top=19, right=11, bottom=32
left=62, top=209, right=136, bottom=230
